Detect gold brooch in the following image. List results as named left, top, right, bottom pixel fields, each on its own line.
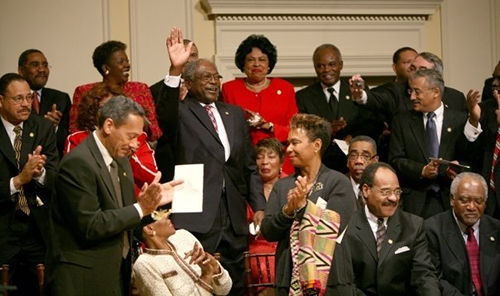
left=29, top=132, right=34, bottom=138
left=277, top=90, right=282, bottom=95
left=151, top=209, right=172, bottom=221
left=312, top=182, right=323, bottom=192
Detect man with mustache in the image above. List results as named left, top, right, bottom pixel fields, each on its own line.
left=155, top=28, right=266, bottom=295
left=425, top=172, right=500, bottom=296
left=346, top=135, right=379, bottom=209
left=0, top=73, right=58, bottom=295
left=388, top=69, right=480, bottom=218
left=18, top=49, right=71, bottom=158
left=339, top=162, right=440, bottom=295
left=296, top=44, right=383, bottom=173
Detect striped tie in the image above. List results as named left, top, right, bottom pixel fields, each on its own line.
left=466, top=227, right=483, bottom=296
left=13, top=126, right=30, bottom=215
left=489, top=127, right=500, bottom=191
left=204, top=105, right=218, bottom=133
left=376, top=218, right=385, bottom=255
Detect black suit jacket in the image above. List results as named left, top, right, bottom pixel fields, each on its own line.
left=424, top=210, right=500, bottom=296
left=0, top=115, right=58, bottom=263
left=50, top=134, right=142, bottom=295
left=344, top=208, right=440, bottom=296
left=156, top=84, right=266, bottom=237
left=296, top=79, right=383, bottom=173
left=389, top=107, right=469, bottom=216
left=35, top=87, right=71, bottom=158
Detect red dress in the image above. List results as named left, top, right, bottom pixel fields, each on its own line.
left=221, top=78, right=298, bottom=174
left=69, top=81, right=162, bottom=141
left=64, top=131, right=158, bottom=197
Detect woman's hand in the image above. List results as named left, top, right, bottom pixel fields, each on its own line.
left=185, top=242, right=220, bottom=278
left=283, top=175, right=309, bottom=216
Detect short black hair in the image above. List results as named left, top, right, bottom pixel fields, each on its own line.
left=234, top=35, right=277, bottom=74
left=18, top=49, right=43, bottom=67
left=313, top=44, right=342, bottom=62
left=0, top=73, right=27, bottom=96
left=359, top=162, right=396, bottom=188
left=392, top=47, right=417, bottom=64
left=92, top=40, right=127, bottom=75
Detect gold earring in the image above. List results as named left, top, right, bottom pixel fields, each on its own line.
left=105, top=70, right=109, bottom=75
left=152, top=230, right=156, bottom=237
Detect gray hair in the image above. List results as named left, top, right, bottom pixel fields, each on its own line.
left=183, top=59, right=212, bottom=82
left=313, top=44, right=342, bottom=62
left=418, top=52, right=443, bottom=76
left=450, top=172, right=488, bottom=200
left=349, top=135, right=377, bottom=154
left=97, top=96, right=145, bottom=128
left=411, top=69, right=445, bottom=96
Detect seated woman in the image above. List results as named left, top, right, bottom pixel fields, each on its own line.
left=64, top=83, right=158, bottom=196
left=133, top=211, right=232, bottom=296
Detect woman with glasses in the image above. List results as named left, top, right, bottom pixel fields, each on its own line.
left=261, top=114, right=356, bottom=295
left=69, top=40, right=161, bottom=142
left=221, top=35, right=298, bottom=174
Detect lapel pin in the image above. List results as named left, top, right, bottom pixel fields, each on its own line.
left=277, top=90, right=282, bottom=95
left=447, top=127, right=452, bottom=132
left=225, top=111, right=229, bottom=115
left=123, top=172, right=127, bottom=177
left=346, top=95, right=350, bottom=100
left=491, top=236, right=495, bottom=242
left=388, top=239, right=393, bottom=244
left=29, top=132, right=34, bottom=138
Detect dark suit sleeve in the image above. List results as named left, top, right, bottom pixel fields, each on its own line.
left=261, top=182, right=295, bottom=242
left=56, top=92, right=71, bottom=155
left=424, top=220, right=467, bottom=296
left=410, top=219, right=441, bottom=296
left=57, top=156, right=141, bottom=243
left=35, top=119, right=59, bottom=203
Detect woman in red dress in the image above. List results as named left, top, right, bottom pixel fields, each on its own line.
left=221, top=35, right=297, bottom=174
left=69, top=40, right=161, bottom=142
left=247, top=138, right=285, bottom=294
left=64, top=83, right=158, bottom=196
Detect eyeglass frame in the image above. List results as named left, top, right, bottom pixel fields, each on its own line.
left=347, top=152, right=377, bottom=162
left=3, top=94, right=34, bottom=105
left=196, top=72, right=223, bottom=83
left=369, top=187, right=402, bottom=198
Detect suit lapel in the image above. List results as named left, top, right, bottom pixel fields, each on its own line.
left=378, top=211, right=402, bottom=264
left=354, top=210, right=378, bottom=261
left=186, top=97, right=222, bottom=145
left=216, top=102, right=234, bottom=148
left=39, top=88, right=51, bottom=115
left=0, top=120, right=17, bottom=168
left=443, top=211, right=468, bottom=262
left=479, top=218, right=497, bottom=287
left=309, top=83, right=332, bottom=120
left=408, top=111, right=427, bottom=161
left=116, top=158, right=135, bottom=206
left=338, top=80, right=355, bottom=121
left=438, top=108, right=454, bottom=159
left=86, top=135, right=118, bottom=206
left=19, top=116, right=36, bottom=167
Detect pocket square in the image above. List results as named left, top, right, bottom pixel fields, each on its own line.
left=394, top=246, right=410, bottom=254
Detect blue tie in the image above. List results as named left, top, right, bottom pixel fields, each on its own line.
left=425, top=112, right=439, bottom=158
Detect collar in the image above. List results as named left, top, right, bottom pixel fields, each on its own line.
left=365, top=205, right=388, bottom=226
left=452, top=209, right=480, bottom=234
left=1, top=115, right=23, bottom=131
left=350, top=176, right=359, bottom=193
left=423, top=102, right=444, bottom=119
left=322, top=80, right=341, bottom=95
left=92, top=130, right=114, bottom=168
left=199, top=102, right=216, bottom=109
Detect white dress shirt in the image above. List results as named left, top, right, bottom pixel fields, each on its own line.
left=365, top=205, right=388, bottom=241
left=452, top=209, right=481, bottom=246
left=199, top=102, right=231, bottom=161
left=322, top=80, right=341, bottom=103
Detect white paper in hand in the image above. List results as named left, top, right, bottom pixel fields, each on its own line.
left=172, top=164, right=203, bottom=213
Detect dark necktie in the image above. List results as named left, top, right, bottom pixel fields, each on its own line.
left=357, top=186, right=365, bottom=210
left=466, top=227, right=483, bottom=296
left=110, top=160, right=130, bottom=258
left=425, top=112, right=439, bottom=158
left=327, top=87, right=339, bottom=119
left=376, top=218, right=385, bottom=255
left=13, top=126, right=30, bottom=215
left=204, top=105, right=219, bottom=133
left=489, top=127, right=500, bottom=191
left=32, top=91, right=40, bottom=114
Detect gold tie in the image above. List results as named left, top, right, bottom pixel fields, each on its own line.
left=13, top=126, right=30, bottom=215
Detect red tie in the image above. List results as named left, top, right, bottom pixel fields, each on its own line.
left=466, top=227, right=483, bottom=296
left=204, top=105, right=218, bottom=133
left=32, top=91, right=40, bottom=114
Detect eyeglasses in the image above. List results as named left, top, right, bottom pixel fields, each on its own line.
left=197, top=72, right=223, bottom=83
left=454, top=197, right=485, bottom=207
left=6, top=94, right=34, bottom=104
left=348, top=152, right=376, bottom=162
left=374, top=188, right=402, bottom=198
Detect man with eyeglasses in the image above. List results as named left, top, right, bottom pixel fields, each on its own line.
left=337, top=162, right=440, bottom=296
left=0, top=73, right=58, bottom=295
left=155, top=28, right=266, bottom=295
left=424, top=172, right=500, bottom=296
left=346, top=135, right=379, bottom=208
left=388, top=69, right=479, bottom=219
left=18, top=49, right=71, bottom=158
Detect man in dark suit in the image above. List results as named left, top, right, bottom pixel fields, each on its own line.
left=425, top=172, right=500, bottom=296
left=18, top=49, right=71, bottom=158
left=0, top=73, right=58, bottom=295
left=50, top=97, right=180, bottom=295
left=296, top=44, right=382, bottom=173
left=388, top=69, right=477, bottom=218
left=342, top=162, right=440, bottom=296
left=155, top=28, right=266, bottom=295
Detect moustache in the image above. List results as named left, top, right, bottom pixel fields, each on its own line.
left=381, top=200, right=398, bottom=207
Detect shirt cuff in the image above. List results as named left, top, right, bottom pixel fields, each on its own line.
left=133, top=203, right=144, bottom=218
left=464, top=120, right=482, bottom=142
left=360, top=91, right=368, bottom=104
left=33, top=167, right=46, bottom=185
left=10, top=177, right=20, bottom=195
left=164, top=75, right=181, bottom=88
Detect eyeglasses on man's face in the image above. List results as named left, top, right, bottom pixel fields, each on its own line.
left=5, top=94, right=34, bottom=104
left=197, top=72, right=223, bottom=83
left=348, top=152, right=376, bottom=162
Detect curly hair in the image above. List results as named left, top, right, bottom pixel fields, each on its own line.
left=256, top=137, right=285, bottom=163
left=234, top=35, right=277, bottom=74
left=92, top=40, right=127, bottom=75
left=76, top=83, right=114, bottom=131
